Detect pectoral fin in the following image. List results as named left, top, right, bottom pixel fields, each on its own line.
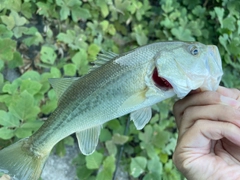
left=76, top=125, right=101, bottom=155
left=119, top=89, right=147, bottom=111
left=130, top=107, right=152, bottom=130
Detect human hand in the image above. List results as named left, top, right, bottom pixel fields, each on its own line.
left=173, top=86, right=240, bottom=180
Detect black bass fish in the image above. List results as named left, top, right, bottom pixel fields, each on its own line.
left=0, top=41, right=223, bottom=180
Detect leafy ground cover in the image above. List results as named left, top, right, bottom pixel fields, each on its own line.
left=0, top=0, right=239, bottom=179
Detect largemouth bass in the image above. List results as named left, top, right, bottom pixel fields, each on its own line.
left=0, top=41, right=223, bottom=180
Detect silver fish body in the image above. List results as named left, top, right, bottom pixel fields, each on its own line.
left=0, top=41, right=223, bottom=180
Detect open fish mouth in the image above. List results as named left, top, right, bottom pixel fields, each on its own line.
left=152, top=68, right=173, bottom=90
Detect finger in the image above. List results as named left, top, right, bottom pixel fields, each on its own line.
left=220, top=138, right=240, bottom=163
left=217, top=86, right=240, bottom=101
left=177, top=120, right=240, bottom=150
left=173, top=91, right=221, bottom=120
left=177, top=104, right=240, bottom=136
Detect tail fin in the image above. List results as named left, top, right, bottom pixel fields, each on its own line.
left=0, top=138, right=49, bottom=180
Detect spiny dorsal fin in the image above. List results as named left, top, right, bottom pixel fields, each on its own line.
left=90, top=51, right=118, bottom=72
left=130, top=107, right=152, bottom=130
left=76, top=125, right=102, bottom=155
left=48, top=77, right=79, bottom=99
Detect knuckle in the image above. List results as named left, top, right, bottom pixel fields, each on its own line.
left=222, top=106, right=239, bottom=122
left=173, top=100, right=182, bottom=115
left=192, top=119, right=205, bottom=127
left=202, top=91, right=221, bottom=104
left=181, top=106, right=196, bottom=120
left=224, top=122, right=237, bottom=132
left=230, top=88, right=240, bottom=94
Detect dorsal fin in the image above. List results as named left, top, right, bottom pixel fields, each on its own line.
left=90, top=51, right=118, bottom=72
left=48, top=77, right=79, bottom=99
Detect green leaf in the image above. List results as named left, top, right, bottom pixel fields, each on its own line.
left=19, top=121, right=43, bottom=131
left=71, top=50, right=88, bottom=68
left=96, top=155, right=116, bottom=180
left=0, top=73, right=4, bottom=92
left=140, top=142, right=158, bottom=159
left=2, top=82, right=18, bottom=94
left=0, top=127, right=14, bottom=140
left=48, top=89, right=57, bottom=101
left=150, top=114, right=159, bottom=124
left=57, top=30, right=83, bottom=50
left=40, top=46, right=57, bottom=65
left=21, top=2, right=33, bottom=18
left=4, top=0, right=22, bottom=12
left=143, top=173, right=161, bottom=180
left=164, top=137, right=177, bottom=155
left=162, top=160, right=181, bottom=179
left=20, top=79, right=42, bottom=95
left=13, top=26, right=29, bottom=38
left=36, top=2, right=56, bottom=18
left=152, top=129, right=170, bottom=149
left=55, top=139, right=66, bottom=157
left=223, top=16, right=236, bottom=31
left=139, top=125, right=153, bottom=143
left=21, top=71, right=40, bottom=81
left=11, top=11, right=28, bottom=26
left=0, top=111, right=20, bottom=127
left=171, top=27, right=195, bottom=41
left=41, top=99, right=58, bottom=115
left=71, top=7, right=92, bottom=22
left=50, top=67, right=62, bottom=78
left=130, top=156, right=147, bottom=178
left=112, top=133, right=129, bottom=145
left=214, top=7, right=224, bottom=27
left=23, top=27, right=43, bottom=46
left=57, top=30, right=75, bottom=44
left=15, top=127, right=33, bottom=138
left=192, top=5, right=205, bottom=17
left=97, top=0, right=109, bottom=18
left=60, top=6, right=70, bottom=20
left=8, top=51, right=23, bottom=68
left=99, top=128, right=112, bottom=142
left=0, top=24, right=13, bottom=38
left=160, top=153, right=168, bottom=163
left=9, top=91, right=40, bottom=121
left=63, top=136, right=74, bottom=146
left=88, top=44, right=101, bottom=59
left=108, top=24, right=116, bottom=35
left=161, top=0, right=174, bottom=13
left=105, top=140, right=117, bottom=156
left=63, top=63, right=77, bottom=76
left=0, top=39, right=16, bottom=61
left=158, top=102, right=170, bottom=120
left=134, top=25, right=148, bottom=46
left=147, top=158, right=162, bottom=175
left=76, top=166, right=93, bottom=180
left=1, top=15, right=15, bottom=30
left=100, top=20, right=109, bottom=32
left=86, top=151, right=103, bottom=169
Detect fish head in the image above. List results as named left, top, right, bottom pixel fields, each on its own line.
left=153, top=42, right=223, bottom=98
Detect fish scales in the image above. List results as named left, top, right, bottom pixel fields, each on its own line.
left=30, top=56, right=149, bottom=151
left=0, top=41, right=223, bottom=180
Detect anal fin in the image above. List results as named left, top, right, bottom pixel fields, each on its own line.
left=130, top=107, right=152, bottom=130
left=76, top=125, right=101, bottom=155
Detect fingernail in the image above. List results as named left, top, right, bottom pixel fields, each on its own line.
left=220, top=95, right=240, bottom=108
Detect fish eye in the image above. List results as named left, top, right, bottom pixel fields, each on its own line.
left=189, top=45, right=199, bottom=56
